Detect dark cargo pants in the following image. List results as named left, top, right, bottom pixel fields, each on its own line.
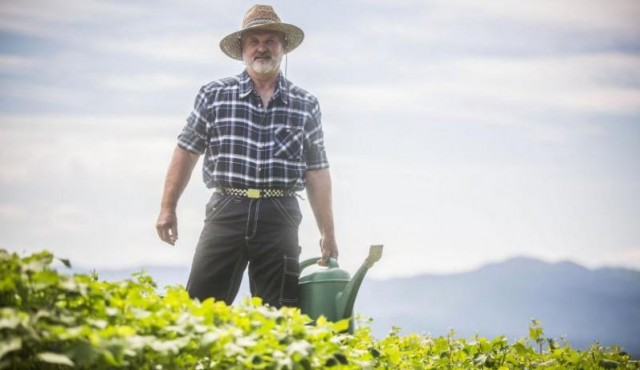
left=186, top=192, right=302, bottom=308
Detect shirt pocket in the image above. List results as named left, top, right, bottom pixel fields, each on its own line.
left=273, top=126, right=304, bottom=160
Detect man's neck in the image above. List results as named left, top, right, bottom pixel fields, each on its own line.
left=247, top=70, right=279, bottom=92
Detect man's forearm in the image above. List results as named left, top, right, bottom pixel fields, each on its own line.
left=156, top=146, right=200, bottom=245
left=306, top=168, right=338, bottom=263
left=161, top=146, right=200, bottom=210
left=305, top=168, right=335, bottom=237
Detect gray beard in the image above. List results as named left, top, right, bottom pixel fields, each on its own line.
left=246, top=56, right=281, bottom=75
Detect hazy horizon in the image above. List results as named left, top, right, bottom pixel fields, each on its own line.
left=55, top=253, right=640, bottom=283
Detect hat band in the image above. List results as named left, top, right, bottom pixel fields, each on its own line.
left=243, top=18, right=278, bottom=29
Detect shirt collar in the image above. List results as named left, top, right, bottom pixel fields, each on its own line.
left=238, top=70, right=290, bottom=106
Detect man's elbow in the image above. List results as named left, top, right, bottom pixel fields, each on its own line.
left=305, top=168, right=332, bottom=190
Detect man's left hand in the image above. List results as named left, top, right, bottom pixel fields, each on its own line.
left=318, top=234, right=338, bottom=266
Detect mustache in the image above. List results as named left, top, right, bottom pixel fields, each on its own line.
left=254, top=52, right=271, bottom=59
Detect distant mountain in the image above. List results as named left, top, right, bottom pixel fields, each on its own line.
left=356, top=257, right=640, bottom=356
left=75, top=256, right=640, bottom=356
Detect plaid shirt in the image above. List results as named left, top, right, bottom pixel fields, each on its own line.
left=177, top=70, right=329, bottom=191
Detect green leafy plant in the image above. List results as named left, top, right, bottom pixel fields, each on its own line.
left=1, top=249, right=637, bottom=369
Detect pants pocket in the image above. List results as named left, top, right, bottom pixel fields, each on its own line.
left=272, top=198, right=302, bottom=227
left=280, top=255, right=300, bottom=307
left=205, top=193, right=234, bottom=221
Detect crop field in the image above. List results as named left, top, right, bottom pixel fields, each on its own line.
left=1, top=250, right=637, bottom=369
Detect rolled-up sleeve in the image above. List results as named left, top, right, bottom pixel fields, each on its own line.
left=177, top=86, right=211, bottom=155
left=304, top=99, right=330, bottom=170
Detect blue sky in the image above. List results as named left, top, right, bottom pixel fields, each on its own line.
left=1, top=0, right=639, bottom=278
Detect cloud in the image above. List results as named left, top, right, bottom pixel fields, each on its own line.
left=95, top=34, right=225, bottom=65
left=598, top=248, right=640, bottom=269
left=0, top=114, right=180, bottom=181
left=346, top=0, right=640, bottom=64
left=0, top=0, right=138, bottom=23
left=460, top=0, right=640, bottom=34
left=355, top=0, right=640, bottom=34
left=0, top=113, right=203, bottom=268
left=0, top=82, right=83, bottom=108
left=0, top=205, right=29, bottom=220
left=429, top=54, right=640, bottom=115
left=0, top=0, right=142, bottom=40
left=0, top=55, right=40, bottom=71
left=103, top=73, right=197, bottom=92
left=316, top=52, right=640, bottom=151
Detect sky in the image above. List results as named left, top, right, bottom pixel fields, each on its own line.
left=1, top=0, right=639, bottom=279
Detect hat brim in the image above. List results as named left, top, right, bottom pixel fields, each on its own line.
left=219, top=23, right=304, bottom=60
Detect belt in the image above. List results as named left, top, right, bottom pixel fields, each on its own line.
left=218, top=187, right=297, bottom=199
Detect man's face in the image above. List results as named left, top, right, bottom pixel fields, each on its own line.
left=241, top=30, right=285, bottom=76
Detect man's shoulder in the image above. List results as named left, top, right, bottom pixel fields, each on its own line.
left=284, top=79, right=318, bottom=104
left=200, top=74, right=244, bottom=93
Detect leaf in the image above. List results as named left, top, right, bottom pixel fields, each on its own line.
left=0, top=315, right=21, bottom=331
left=369, top=347, right=381, bottom=358
left=0, top=338, right=21, bottom=361
left=600, top=359, right=620, bottom=369
left=58, top=258, right=72, bottom=268
left=250, top=296, right=263, bottom=306
left=333, top=318, right=350, bottom=333
left=386, top=345, right=402, bottom=365
left=334, top=353, right=348, bottom=365
left=316, top=315, right=327, bottom=327
left=529, top=319, right=544, bottom=342
left=474, top=353, right=488, bottom=366
left=36, top=352, right=74, bottom=367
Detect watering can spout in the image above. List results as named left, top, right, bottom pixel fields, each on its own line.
left=298, top=244, right=383, bottom=332
left=336, top=245, right=383, bottom=320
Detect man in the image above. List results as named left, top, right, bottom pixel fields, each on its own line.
left=155, top=4, right=338, bottom=308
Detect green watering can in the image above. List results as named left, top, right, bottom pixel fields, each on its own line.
left=298, top=245, right=383, bottom=332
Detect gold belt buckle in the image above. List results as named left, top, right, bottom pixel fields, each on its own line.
left=246, top=189, right=261, bottom=199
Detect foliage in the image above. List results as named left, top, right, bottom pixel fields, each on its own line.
left=1, top=249, right=637, bottom=369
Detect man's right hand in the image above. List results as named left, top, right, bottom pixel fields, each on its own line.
left=156, top=146, right=200, bottom=246
left=156, top=208, right=178, bottom=245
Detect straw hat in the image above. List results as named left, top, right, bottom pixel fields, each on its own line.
left=219, top=5, right=305, bottom=60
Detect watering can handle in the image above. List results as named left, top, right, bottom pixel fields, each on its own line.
left=299, top=257, right=339, bottom=272
left=300, top=245, right=383, bottom=272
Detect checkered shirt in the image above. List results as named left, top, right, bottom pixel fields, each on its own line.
left=177, top=70, right=329, bottom=192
